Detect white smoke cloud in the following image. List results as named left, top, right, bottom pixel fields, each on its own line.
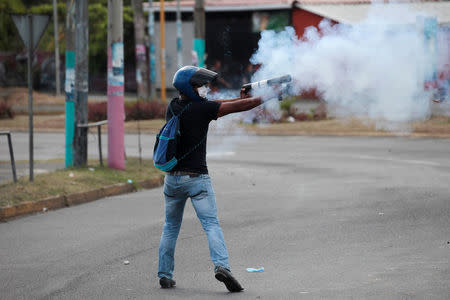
left=250, top=4, right=439, bottom=131
left=206, top=90, right=256, bottom=157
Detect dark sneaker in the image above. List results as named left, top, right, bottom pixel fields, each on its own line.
left=159, top=277, right=176, bottom=289
left=214, top=266, right=244, bottom=292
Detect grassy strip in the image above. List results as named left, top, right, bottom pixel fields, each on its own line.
left=0, top=158, right=162, bottom=207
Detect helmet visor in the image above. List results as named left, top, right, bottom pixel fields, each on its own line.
left=189, top=68, right=218, bottom=87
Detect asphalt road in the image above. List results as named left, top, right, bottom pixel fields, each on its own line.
left=1, top=135, right=449, bottom=299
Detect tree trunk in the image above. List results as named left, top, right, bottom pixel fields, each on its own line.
left=73, top=0, right=89, bottom=167
left=193, top=0, right=205, bottom=67
left=132, top=0, right=149, bottom=100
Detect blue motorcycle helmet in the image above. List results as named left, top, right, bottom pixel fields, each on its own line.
left=173, top=66, right=218, bottom=101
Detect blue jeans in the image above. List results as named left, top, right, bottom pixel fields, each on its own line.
left=158, top=174, right=230, bottom=279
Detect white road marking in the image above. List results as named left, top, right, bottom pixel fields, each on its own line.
left=207, top=151, right=236, bottom=158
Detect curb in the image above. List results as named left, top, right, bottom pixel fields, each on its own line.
left=0, top=174, right=165, bottom=221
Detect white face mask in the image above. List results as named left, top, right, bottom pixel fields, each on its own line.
left=197, top=85, right=210, bottom=98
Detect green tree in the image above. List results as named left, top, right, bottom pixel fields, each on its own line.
left=1, top=0, right=141, bottom=83
left=0, top=0, right=27, bottom=52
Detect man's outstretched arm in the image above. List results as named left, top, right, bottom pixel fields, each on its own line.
left=216, top=96, right=262, bottom=118
left=214, top=97, right=242, bottom=103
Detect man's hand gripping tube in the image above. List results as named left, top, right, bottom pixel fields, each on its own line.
left=241, top=75, right=292, bottom=101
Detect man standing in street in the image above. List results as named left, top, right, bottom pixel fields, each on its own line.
left=157, top=66, right=263, bottom=292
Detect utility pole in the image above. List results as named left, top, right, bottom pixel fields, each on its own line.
left=176, top=0, right=182, bottom=68
left=147, top=0, right=156, bottom=99
left=160, top=0, right=166, bottom=102
left=65, top=0, right=75, bottom=168
left=73, top=0, right=89, bottom=167
left=107, top=0, right=125, bottom=170
left=193, top=0, right=205, bottom=67
left=53, top=0, right=61, bottom=96
left=27, top=16, right=34, bottom=181
left=132, top=0, right=149, bottom=100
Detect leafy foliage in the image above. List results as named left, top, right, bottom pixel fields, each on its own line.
left=279, top=96, right=296, bottom=113
left=125, top=100, right=167, bottom=120
left=29, top=3, right=66, bottom=53
left=1, top=0, right=137, bottom=76
left=88, top=102, right=107, bottom=122
left=0, top=0, right=27, bottom=52
left=0, top=100, right=15, bottom=119
left=88, top=100, right=167, bottom=122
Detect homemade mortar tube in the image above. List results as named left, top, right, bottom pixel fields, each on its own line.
left=241, top=74, right=292, bottom=94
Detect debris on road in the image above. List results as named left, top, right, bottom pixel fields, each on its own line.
left=246, top=267, right=264, bottom=272
left=124, top=260, right=130, bottom=265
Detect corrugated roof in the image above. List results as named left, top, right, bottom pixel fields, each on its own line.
left=296, top=1, right=450, bottom=25
left=143, top=0, right=295, bottom=12
left=143, top=0, right=450, bottom=25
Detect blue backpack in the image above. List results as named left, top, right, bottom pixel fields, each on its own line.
left=153, top=102, right=206, bottom=171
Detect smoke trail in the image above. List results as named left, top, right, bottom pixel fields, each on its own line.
left=206, top=90, right=256, bottom=158
left=250, top=4, right=439, bottom=131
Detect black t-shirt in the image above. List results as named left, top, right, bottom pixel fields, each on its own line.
left=166, top=97, right=221, bottom=174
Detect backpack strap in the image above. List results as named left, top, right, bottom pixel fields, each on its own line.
left=178, top=134, right=207, bottom=162
left=167, top=100, right=192, bottom=119
left=178, top=101, right=192, bottom=116
left=168, top=102, right=175, bottom=116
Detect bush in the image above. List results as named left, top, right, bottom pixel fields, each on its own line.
left=88, top=102, right=107, bottom=122
left=313, top=103, right=327, bottom=120
left=279, top=96, right=297, bottom=113
left=125, top=100, right=166, bottom=121
left=294, top=112, right=309, bottom=121
left=88, top=100, right=167, bottom=122
left=289, top=102, right=327, bottom=122
left=0, top=101, right=15, bottom=119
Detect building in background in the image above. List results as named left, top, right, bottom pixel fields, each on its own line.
left=2, top=1, right=448, bottom=95
left=144, top=0, right=293, bottom=93
left=145, top=0, right=450, bottom=95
